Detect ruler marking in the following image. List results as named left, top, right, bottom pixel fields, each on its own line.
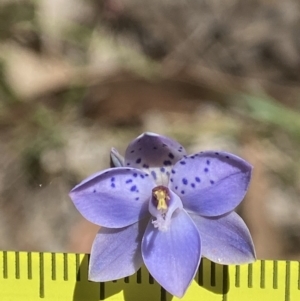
left=15, top=251, right=20, bottom=279
left=100, top=282, right=105, bottom=300
left=63, top=253, right=68, bottom=281
left=27, top=252, right=32, bottom=280
left=273, top=261, right=278, bottom=289
left=2, top=251, right=300, bottom=301
left=3, top=250, right=7, bottom=279
left=137, top=268, right=142, bottom=284
left=198, top=260, right=203, bottom=286
left=210, top=261, right=216, bottom=287
left=235, top=265, right=240, bottom=287
left=160, top=287, right=167, bottom=301
left=222, top=265, right=228, bottom=301
left=149, top=273, right=154, bottom=284
left=285, top=261, right=290, bottom=301
left=39, top=252, right=45, bottom=298
left=51, top=253, right=56, bottom=280
left=248, top=263, right=253, bottom=288
left=260, top=260, right=265, bottom=289
left=75, top=253, right=80, bottom=281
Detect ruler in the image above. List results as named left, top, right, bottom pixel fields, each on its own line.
left=0, top=251, right=300, bottom=301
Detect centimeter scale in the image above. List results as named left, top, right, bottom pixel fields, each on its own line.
left=0, top=251, right=300, bottom=301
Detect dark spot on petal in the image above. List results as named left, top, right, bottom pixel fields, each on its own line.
left=166, top=171, right=170, bottom=176
left=175, top=186, right=178, bottom=190
left=126, top=179, right=133, bottom=184
left=111, top=177, right=115, bottom=182
left=133, top=173, right=138, bottom=177
left=181, top=190, right=185, bottom=194
left=127, top=163, right=131, bottom=166
left=111, top=183, right=116, bottom=188
left=143, top=164, right=149, bottom=168
left=140, top=174, right=144, bottom=179
left=215, top=152, right=219, bottom=155
left=168, top=153, right=174, bottom=159
left=130, top=150, right=135, bottom=153
left=191, top=183, right=195, bottom=188
left=137, top=139, right=141, bottom=143
left=226, top=156, right=230, bottom=159
left=145, top=173, right=149, bottom=177
left=178, top=149, right=182, bottom=152
left=130, top=185, right=137, bottom=191
left=139, top=148, right=142, bottom=151
left=151, top=171, right=157, bottom=180
left=191, top=156, right=195, bottom=159
left=204, top=168, right=209, bottom=173
left=182, top=178, right=188, bottom=185
left=206, top=160, right=210, bottom=165
left=93, top=189, right=96, bottom=193
left=171, top=169, right=176, bottom=174
left=170, top=178, right=173, bottom=182
left=160, top=167, right=165, bottom=172
left=180, top=161, right=186, bottom=165
left=183, top=155, right=187, bottom=158
left=195, top=177, right=201, bottom=183
left=136, top=158, right=141, bottom=164
left=135, top=197, right=139, bottom=201
left=210, top=180, right=215, bottom=185
left=163, top=160, right=172, bottom=166
left=153, top=147, right=157, bottom=150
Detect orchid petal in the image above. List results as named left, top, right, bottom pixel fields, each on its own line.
left=170, top=151, right=252, bottom=216
left=190, top=211, right=256, bottom=264
left=142, top=209, right=201, bottom=298
left=125, top=132, right=184, bottom=168
left=89, top=219, right=147, bottom=281
left=125, top=132, right=186, bottom=185
left=69, top=168, right=154, bottom=228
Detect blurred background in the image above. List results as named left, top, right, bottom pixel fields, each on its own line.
left=0, top=0, right=300, bottom=260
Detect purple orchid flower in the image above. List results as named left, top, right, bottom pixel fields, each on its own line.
left=69, top=132, right=255, bottom=297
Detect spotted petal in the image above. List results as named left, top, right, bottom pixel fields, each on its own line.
left=125, top=132, right=186, bottom=169
left=89, top=219, right=147, bottom=281
left=142, top=209, right=201, bottom=297
left=69, top=168, right=155, bottom=228
left=190, top=211, right=256, bottom=264
left=169, top=151, right=252, bottom=216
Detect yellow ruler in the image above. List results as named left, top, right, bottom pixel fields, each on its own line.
left=0, top=251, right=300, bottom=301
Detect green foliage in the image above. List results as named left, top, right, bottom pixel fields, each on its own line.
left=240, top=94, right=300, bottom=138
